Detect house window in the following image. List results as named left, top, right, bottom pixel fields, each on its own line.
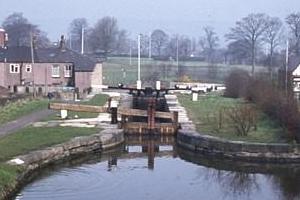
left=52, top=65, right=60, bottom=78
left=25, top=64, right=32, bottom=73
left=64, top=65, right=72, bottom=77
left=10, top=64, right=20, bottom=73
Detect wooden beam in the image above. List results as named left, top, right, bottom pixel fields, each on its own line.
left=118, top=107, right=174, bottom=120
left=49, top=103, right=107, bottom=113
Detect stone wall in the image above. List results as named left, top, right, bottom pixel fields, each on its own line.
left=177, top=130, right=300, bottom=163
left=2, top=129, right=124, bottom=200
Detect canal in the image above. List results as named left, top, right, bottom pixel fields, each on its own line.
left=14, top=135, right=300, bottom=200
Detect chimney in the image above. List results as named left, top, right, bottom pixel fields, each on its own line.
left=59, top=35, right=66, bottom=51
left=0, top=28, right=7, bottom=49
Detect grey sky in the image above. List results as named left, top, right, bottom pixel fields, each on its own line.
left=0, top=0, right=299, bottom=44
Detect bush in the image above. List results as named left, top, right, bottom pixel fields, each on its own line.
left=224, top=69, right=251, bottom=98
left=225, top=71, right=300, bottom=142
left=227, top=105, right=257, bottom=136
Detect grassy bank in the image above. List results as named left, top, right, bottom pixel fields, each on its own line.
left=0, top=98, right=49, bottom=124
left=0, top=126, right=101, bottom=162
left=0, top=126, right=101, bottom=197
left=0, top=94, right=109, bottom=198
left=178, top=93, right=285, bottom=143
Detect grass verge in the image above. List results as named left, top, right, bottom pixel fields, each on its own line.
left=0, top=98, right=49, bottom=125
left=0, top=94, right=108, bottom=198
left=0, top=126, right=101, bottom=162
left=178, top=93, right=285, bottom=143
left=0, top=126, right=101, bottom=198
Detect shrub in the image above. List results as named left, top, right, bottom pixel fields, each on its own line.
left=224, top=69, right=251, bottom=98
left=227, top=104, right=258, bottom=136
left=225, top=70, right=300, bottom=142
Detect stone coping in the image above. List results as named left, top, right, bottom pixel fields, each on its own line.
left=2, top=129, right=124, bottom=200
left=177, top=130, right=300, bottom=163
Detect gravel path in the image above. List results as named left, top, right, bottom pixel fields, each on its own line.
left=0, top=109, right=55, bottom=137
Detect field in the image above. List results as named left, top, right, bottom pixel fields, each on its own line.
left=178, top=93, right=285, bottom=143
left=0, top=98, right=49, bottom=125
left=102, top=56, right=272, bottom=87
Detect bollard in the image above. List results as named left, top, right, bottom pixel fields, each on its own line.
left=111, top=107, right=118, bottom=124
left=61, top=109, right=68, bottom=119
left=192, top=92, right=198, bottom=101
left=173, top=111, right=179, bottom=128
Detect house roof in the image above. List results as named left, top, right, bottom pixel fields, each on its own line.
left=0, top=46, right=101, bottom=72
left=36, top=48, right=99, bottom=72
left=279, top=56, right=300, bottom=72
left=0, top=46, right=35, bottom=63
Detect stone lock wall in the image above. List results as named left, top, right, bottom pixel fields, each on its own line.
left=177, top=130, right=300, bottom=163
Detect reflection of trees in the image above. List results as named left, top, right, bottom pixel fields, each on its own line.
left=271, top=170, right=300, bottom=200
left=204, top=168, right=259, bottom=199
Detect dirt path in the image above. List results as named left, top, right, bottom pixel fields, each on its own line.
left=0, top=109, right=55, bottom=137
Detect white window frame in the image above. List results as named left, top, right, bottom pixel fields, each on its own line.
left=25, top=64, right=32, bottom=73
left=9, top=64, right=20, bottom=73
left=64, top=65, right=72, bottom=78
left=52, top=65, right=60, bottom=78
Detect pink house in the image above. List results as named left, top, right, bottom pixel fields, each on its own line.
left=0, top=43, right=103, bottom=94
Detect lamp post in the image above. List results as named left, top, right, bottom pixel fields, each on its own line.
left=285, top=39, right=289, bottom=96
left=30, top=32, right=36, bottom=98
left=137, top=34, right=141, bottom=90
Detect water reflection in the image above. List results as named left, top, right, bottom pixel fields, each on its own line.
left=14, top=135, right=300, bottom=200
left=270, top=170, right=300, bottom=200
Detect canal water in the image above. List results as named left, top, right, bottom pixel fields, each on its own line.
left=15, top=136, right=300, bottom=200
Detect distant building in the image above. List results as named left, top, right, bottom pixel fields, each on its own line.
left=0, top=34, right=103, bottom=96
left=278, top=56, right=300, bottom=99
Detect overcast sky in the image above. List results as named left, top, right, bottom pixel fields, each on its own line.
left=0, top=0, right=299, bottom=44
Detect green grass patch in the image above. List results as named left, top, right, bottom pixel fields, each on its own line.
left=0, top=126, right=100, bottom=162
left=178, top=93, right=285, bottom=143
left=0, top=98, right=49, bottom=125
left=0, top=163, right=21, bottom=196
left=0, top=125, right=100, bottom=197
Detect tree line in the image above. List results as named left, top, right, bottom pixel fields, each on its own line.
left=2, top=12, right=300, bottom=71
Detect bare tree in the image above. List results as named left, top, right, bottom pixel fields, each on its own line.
left=226, top=13, right=269, bottom=75
left=179, top=36, right=192, bottom=58
left=114, top=29, right=129, bottom=55
left=286, top=12, right=300, bottom=56
left=2, top=12, right=50, bottom=47
left=88, top=16, right=119, bottom=55
left=68, top=18, right=88, bottom=52
left=199, top=26, right=219, bottom=63
left=166, top=35, right=192, bottom=59
left=264, top=17, right=283, bottom=77
left=151, top=29, right=168, bottom=57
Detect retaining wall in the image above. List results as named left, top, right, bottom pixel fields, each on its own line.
left=177, top=130, right=300, bottom=163
left=1, top=129, right=124, bottom=200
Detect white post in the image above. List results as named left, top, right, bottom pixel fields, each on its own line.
left=81, top=27, right=84, bottom=54
left=61, top=110, right=68, bottom=119
left=285, top=40, right=289, bottom=95
left=137, top=80, right=142, bottom=90
left=138, top=34, right=141, bottom=81
left=176, top=36, right=179, bottom=75
left=192, top=92, right=198, bottom=101
left=156, top=81, right=161, bottom=90
left=129, top=40, right=132, bottom=66
left=30, top=32, right=36, bottom=98
left=149, top=32, right=152, bottom=59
